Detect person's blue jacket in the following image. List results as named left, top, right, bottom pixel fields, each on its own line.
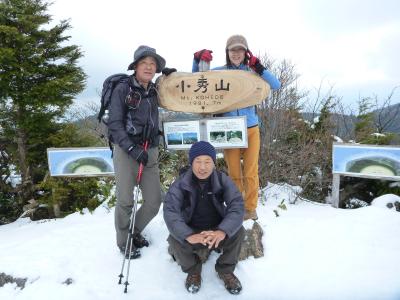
left=192, top=60, right=281, bottom=127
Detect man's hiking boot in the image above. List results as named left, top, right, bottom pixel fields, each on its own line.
left=119, top=246, right=141, bottom=259
left=133, top=232, right=149, bottom=248
left=185, top=273, right=201, bottom=294
left=244, top=210, right=258, bottom=221
left=218, top=272, right=242, bottom=295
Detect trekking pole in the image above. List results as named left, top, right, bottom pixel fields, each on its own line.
left=118, top=125, right=151, bottom=293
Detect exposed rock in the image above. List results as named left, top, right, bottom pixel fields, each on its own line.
left=63, top=278, right=74, bottom=285
left=384, top=201, right=399, bottom=212
left=22, top=199, right=39, bottom=212
left=395, top=201, right=400, bottom=212
left=20, top=205, right=55, bottom=221
left=0, top=272, right=27, bottom=289
left=30, top=206, right=54, bottom=221
left=239, top=221, right=264, bottom=261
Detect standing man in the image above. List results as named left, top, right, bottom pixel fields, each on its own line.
left=164, top=141, right=245, bottom=295
left=108, top=45, right=174, bottom=258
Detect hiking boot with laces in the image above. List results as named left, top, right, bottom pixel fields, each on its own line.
left=218, top=272, right=242, bottom=295
left=185, top=273, right=201, bottom=294
left=119, top=245, right=141, bottom=259
left=244, top=210, right=258, bottom=221
left=133, top=232, right=149, bottom=248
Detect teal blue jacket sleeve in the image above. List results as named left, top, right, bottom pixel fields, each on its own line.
left=260, top=68, right=281, bottom=90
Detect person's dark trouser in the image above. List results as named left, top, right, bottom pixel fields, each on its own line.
left=167, top=226, right=245, bottom=275
left=113, top=145, right=162, bottom=249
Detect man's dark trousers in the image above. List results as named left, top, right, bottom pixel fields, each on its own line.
left=167, top=226, right=245, bottom=275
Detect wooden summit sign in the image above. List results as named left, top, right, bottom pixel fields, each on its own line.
left=157, top=70, right=270, bottom=114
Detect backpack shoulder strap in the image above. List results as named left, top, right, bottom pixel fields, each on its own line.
left=178, top=165, right=191, bottom=176
left=98, top=73, right=130, bottom=122
left=216, top=170, right=223, bottom=185
left=178, top=167, right=192, bottom=209
left=210, top=170, right=224, bottom=200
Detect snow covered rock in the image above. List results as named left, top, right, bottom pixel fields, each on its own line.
left=0, top=273, right=26, bottom=289
left=371, top=194, right=400, bottom=212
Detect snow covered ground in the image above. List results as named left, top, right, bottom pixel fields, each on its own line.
left=1, top=183, right=400, bottom=300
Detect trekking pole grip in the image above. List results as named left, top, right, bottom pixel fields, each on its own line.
left=136, top=123, right=152, bottom=183
left=136, top=140, right=149, bottom=183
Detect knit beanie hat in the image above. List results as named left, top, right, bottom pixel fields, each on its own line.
left=189, top=141, right=216, bottom=164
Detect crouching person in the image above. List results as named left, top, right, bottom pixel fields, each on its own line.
left=163, top=141, right=245, bottom=295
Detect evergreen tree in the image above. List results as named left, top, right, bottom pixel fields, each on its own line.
left=354, top=97, right=375, bottom=142
left=0, top=0, right=86, bottom=202
left=354, top=97, right=395, bottom=145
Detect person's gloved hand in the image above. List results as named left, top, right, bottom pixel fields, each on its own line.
left=128, top=145, right=149, bottom=166
left=247, top=50, right=265, bottom=75
left=194, top=49, right=213, bottom=63
left=162, top=68, right=177, bottom=76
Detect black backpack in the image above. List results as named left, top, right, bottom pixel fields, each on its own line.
left=97, top=73, right=130, bottom=125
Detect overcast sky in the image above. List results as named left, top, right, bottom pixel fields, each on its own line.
left=48, top=0, right=400, bottom=110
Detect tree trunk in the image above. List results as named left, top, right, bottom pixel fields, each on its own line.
left=0, top=145, right=11, bottom=191
left=16, top=108, right=34, bottom=202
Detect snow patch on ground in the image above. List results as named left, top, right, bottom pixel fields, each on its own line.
left=0, top=185, right=400, bottom=299
left=371, top=193, right=400, bottom=210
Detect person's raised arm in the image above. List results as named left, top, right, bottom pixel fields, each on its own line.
left=246, top=50, right=281, bottom=90
left=192, top=49, right=213, bottom=72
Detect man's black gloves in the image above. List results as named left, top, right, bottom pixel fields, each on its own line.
left=128, top=145, right=148, bottom=166
left=162, top=68, right=177, bottom=76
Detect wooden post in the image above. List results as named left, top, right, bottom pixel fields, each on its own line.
left=331, top=173, right=341, bottom=208
left=52, top=187, right=61, bottom=217
left=199, top=59, right=212, bottom=119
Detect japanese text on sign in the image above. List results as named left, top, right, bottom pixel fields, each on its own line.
left=175, top=75, right=231, bottom=107
left=176, top=76, right=230, bottom=93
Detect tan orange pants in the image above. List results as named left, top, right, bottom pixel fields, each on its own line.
left=224, top=126, right=260, bottom=212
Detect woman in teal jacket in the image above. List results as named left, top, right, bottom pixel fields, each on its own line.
left=192, top=35, right=281, bottom=220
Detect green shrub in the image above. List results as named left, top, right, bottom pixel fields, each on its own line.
left=39, top=177, right=115, bottom=215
